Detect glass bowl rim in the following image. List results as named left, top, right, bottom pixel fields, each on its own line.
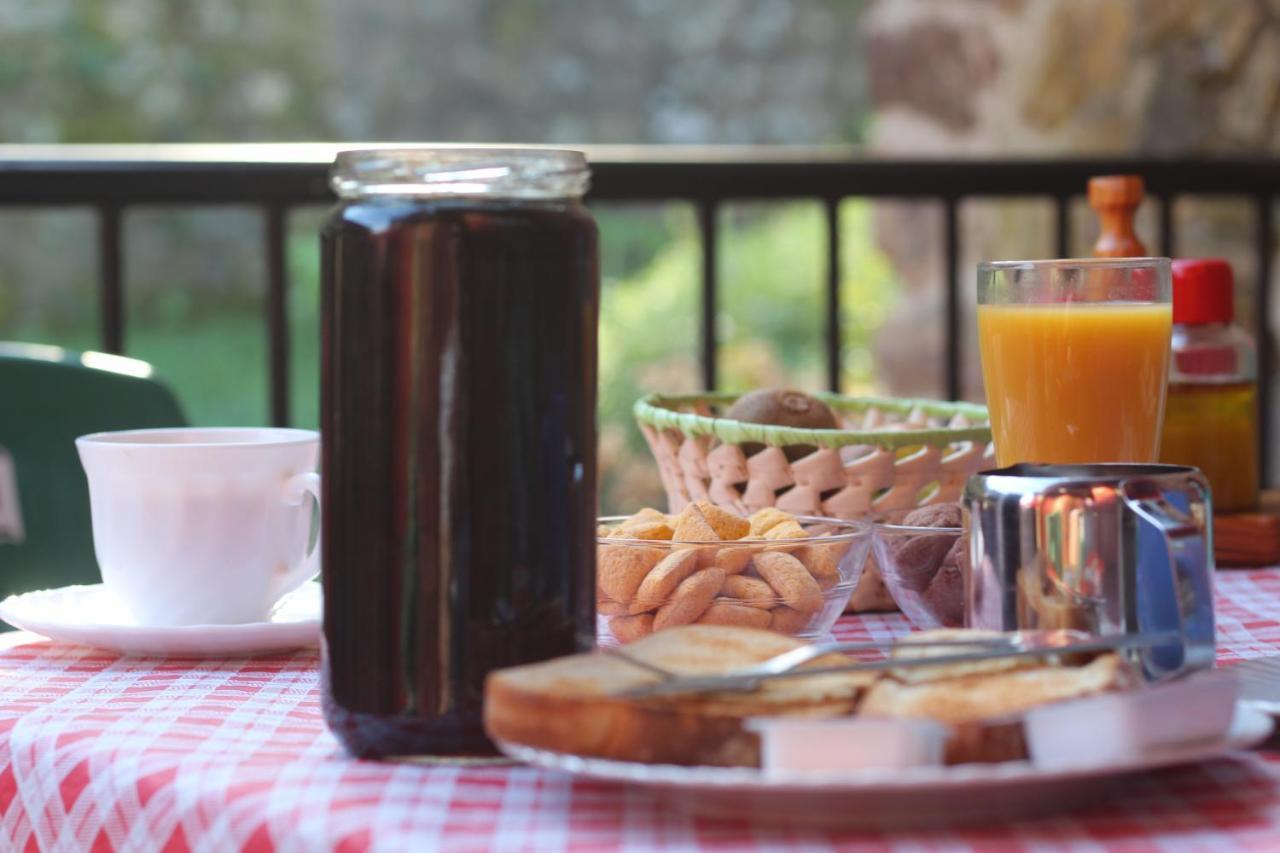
left=597, top=513, right=873, bottom=546
left=873, top=521, right=965, bottom=536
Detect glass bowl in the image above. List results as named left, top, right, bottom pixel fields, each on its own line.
left=596, top=514, right=873, bottom=645
left=870, top=521, right=968, bottom=629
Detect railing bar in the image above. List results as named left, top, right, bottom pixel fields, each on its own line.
left=1158, top=193, right=1176, bottom=257
left=944, top=197, right=961, bottom=401
left=1054, top=195, right=1071, bottom=258
left=96, top=205, right=124, bottom=354
left=697, top=201, right=718, bottom=391
left=8, top=157, right=1280, bottom=205
left=265, top=205, right=290, bottom=427
left=825, top=198, right=842, bottom=393
left=1257, top=195, right=1273, bottom=485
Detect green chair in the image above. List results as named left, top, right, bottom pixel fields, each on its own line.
left=0, top=342, right=186, bottom=624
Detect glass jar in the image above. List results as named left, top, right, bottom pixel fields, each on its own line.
left=1159, top=258, right=1259, bottom=513
left=320, top=148, right=599, bottom=757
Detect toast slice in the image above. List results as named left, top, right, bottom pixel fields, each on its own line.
left=861, top=632, right=1136, bottom=763
left=484, top=625, right=874, bottom=766
left=487, top=626, right=1139, bottom=768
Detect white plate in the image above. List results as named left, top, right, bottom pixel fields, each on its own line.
left=0, top=582, right=320, bottom=657
left=498, top=703, right=1273, bottom=830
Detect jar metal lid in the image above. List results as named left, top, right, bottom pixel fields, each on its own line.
left=331, top=147, right=590, bottom=200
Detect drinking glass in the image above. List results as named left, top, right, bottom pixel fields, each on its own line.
left=977, top=257, right=1173, bottom=467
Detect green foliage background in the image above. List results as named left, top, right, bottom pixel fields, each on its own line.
left=2, top=201, right=898, bottom=513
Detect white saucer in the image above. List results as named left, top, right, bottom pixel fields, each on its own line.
left=498, top=703, right=1273, bottom=829
left=0, top=582, right=321, bottom=657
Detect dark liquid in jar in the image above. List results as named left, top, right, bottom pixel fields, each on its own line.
left=320, top=198, right=598, bottom=757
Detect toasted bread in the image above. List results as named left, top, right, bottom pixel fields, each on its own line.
left=486, top=625, right=1139, bottom=768
left=861, top=634, right=1136, bottom=763
left=890, top=628, right=1042, bottom=683
left=484, top=625, right=874, bottom=766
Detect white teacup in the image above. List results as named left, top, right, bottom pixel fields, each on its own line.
left=76, top=427, right=321, bottom=627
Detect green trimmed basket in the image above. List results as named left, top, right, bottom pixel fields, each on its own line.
left=634, top=392, right=993, bottom=521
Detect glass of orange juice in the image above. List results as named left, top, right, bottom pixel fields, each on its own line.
left=977, top=257, right=1173, bottom=466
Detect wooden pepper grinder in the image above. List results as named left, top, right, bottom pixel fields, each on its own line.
left=1088, top=175, right=1147, bottom=257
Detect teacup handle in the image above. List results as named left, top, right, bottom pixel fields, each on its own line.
left=1120, top=477, right=1214, bottom=680
left=277, top=472, right=322, bottom=601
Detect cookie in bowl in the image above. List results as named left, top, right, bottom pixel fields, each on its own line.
left=596, top=502, right=872, bottom=644
left=872, top=503, right=969, bottom=629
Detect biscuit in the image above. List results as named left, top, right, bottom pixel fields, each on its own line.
left=597, top=544, right=666, bottom=605
left=614, top=507, right=675, bottom=540
left=693, top=500, right=750, bottom=540
left=630, top=548, right=701, bottom=614
left=847, top=557, right=897, bottom=612
left=609, top=613, right=655, bottom=643
left=888, top=531, right=954, bottom=592
left=721, top=574, right=776, bottom=608
left=712, top=545, right=753, bottom=575
left=614, top=519, right=675, bottom=541
left=769, top=605, right=815, bottom=634
left=653, top=567, right=725, bottom=631
left=698, top=602, right=772, bottom=629
left=943, top=533, right=972, bottom=577
left=671, top=504, right=721, bottom=543
left=763, top=520, right=808, bottom=541
left=922, top=533, right=970, bottom=628
left=628, top=507, right=668, bottom=524
left=923, top=562, right=965, bottom=628
left=902, top=503, right=963, bottom=528
left=796, top=542, right=845, bottom=590
left=753, top=551, right=824, bottom=613
left=596, top=589, right=629, bottom=616
left=748, top=507, right=794, bottom=537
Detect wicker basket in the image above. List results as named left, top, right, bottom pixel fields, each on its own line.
left=634, top=392, right=993, bottom=521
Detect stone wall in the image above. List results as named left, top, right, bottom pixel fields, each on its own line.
left=865, top=0, right=1280, bottom=154
left=862, top=0, right=1280, bottom=408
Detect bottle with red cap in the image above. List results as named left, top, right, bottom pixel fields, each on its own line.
left=1159, top=258, right=1259, bottom=512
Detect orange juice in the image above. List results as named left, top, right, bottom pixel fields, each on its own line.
left=977, top=303, right=1172, bottom=466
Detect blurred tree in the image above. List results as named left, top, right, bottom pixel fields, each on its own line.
left=598, top=201, right=896, bottom=512
left=0, top=0, right=334, bottom=142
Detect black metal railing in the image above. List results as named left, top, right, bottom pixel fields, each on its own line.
left=1, top=145, right=1278, bottom=478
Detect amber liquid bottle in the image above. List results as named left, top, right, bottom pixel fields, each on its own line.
left=1159, top=259, right=1259, bottom=512
left=319, top=149, right=599, bottom=757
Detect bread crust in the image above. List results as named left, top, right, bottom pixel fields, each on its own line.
left=485, top=626, right=1138, bottom=768
left=484, top=626, right=868, bottom=766
left=860, top=652, right=1135, bottom=764
left=488, top=678, right=744, bottom=766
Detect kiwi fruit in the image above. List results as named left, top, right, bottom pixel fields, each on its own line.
left=723, top=389, right=839, bottom=460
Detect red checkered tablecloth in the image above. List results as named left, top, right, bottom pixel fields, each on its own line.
left=4, top=571, right=1280, bottom=851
